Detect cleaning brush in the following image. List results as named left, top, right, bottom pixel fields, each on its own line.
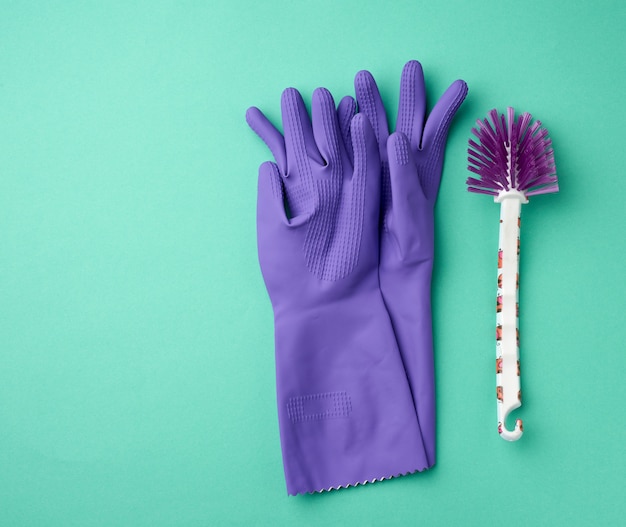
left=467, top=107, right=558, bottom=441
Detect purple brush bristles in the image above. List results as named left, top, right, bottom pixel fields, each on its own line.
left=467, top=107, right=558, bottom=197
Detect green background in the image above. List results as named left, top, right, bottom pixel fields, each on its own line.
left=1, top=1, right=624, bottom=525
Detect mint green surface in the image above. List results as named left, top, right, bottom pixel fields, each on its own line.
left=1, top=1, right=625, bottom=525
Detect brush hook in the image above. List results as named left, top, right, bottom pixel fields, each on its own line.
left=498, top=407, right=523, bottom=442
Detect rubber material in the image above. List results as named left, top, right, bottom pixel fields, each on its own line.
left=249, top=87, right=429, bottom=495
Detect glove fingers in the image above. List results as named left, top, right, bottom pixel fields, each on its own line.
left=388, top=131, right=426, bottom=211
left=246, top=106, right=287, bottom=175
left=257, top=161, right=288, bottom=228
left=257, top=159, right=312, bottom=226
left=311, top=88, right=345, bottom=171
left=354, top=69, right=390, bottom=157
left=337, top=95, right=356, bottom=166
left=396, top=60, right=426, bottom=151
left=386, top=132, right=431, bottom=255
left=281, top=88, right=325, bottom=174
left=350, top=113, right=381, bottom=259
left=421, top=79, right=468, bottom=153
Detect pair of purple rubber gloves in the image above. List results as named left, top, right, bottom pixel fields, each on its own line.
left=247, top=60, right=467, bottom=495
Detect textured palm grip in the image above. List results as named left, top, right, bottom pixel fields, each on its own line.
left=287, top=392, right=352, bottom=424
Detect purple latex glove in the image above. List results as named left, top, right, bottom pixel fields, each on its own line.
left=247, top=87, right=429, bottom=495
left=350, top=61, right=468, bottom=465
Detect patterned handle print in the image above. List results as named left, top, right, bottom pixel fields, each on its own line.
left=495, top=192, right=525, bottom=441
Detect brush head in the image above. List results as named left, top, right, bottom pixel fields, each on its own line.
left=467, top=107, right=558, bottom=198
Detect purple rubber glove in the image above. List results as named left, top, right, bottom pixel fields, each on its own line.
left=351, top=61, right=468, bottom=465
left=247, top=87, right=428, bottom=495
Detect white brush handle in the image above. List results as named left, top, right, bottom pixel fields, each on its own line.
left=495, top=191, right=526, bottom=441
